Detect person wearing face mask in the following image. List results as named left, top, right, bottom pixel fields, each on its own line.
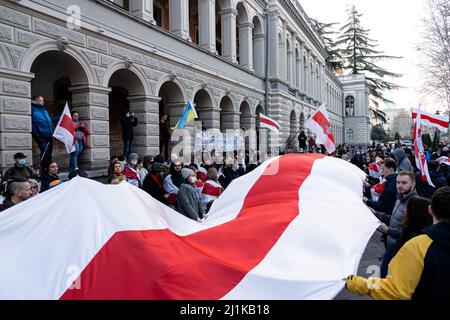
left=0, top=177, right=33, bottom=212
left=176, top=168, right=206, bottom=222
left=3, top=153, right=38, bottom=182
left=123, top=153, right=141, bottom=187
left=121, top=111, right=138, bottom=159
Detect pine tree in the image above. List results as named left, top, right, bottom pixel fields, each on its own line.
left=310, top=19, right=343, bottom=72
left=335, top=6, right=402, bottom=105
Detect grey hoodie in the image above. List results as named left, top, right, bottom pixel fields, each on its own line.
left=392, top=148, right=413, bottom=173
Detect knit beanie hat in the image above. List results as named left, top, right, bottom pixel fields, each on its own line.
left=181, top=168, right=194, bottom=180
left=128, top=153, right=138, bottom=161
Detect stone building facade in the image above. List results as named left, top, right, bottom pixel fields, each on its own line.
left=0, top=0, right=369, bottom=175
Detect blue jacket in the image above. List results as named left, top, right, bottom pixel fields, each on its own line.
left=32, top=103, right=53, bottom=138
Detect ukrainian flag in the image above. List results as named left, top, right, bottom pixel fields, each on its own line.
left=174, top=101, right=198, bottom=129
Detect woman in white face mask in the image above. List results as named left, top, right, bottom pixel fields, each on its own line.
left=176, top=168, right=207, bottom=222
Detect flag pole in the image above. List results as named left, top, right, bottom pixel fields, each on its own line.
left=40, top=142, right=50, bottom=162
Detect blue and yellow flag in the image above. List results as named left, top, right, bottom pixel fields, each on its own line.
left=174, top=101, right=198, bottom=129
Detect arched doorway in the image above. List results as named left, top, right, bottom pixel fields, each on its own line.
left=107, top=68, right=146, bottom=158
left=299, top=112, right=305, bottom=129
left=239, top=101, right=253, bottom=159
left=158, top=80, right=186, bottom=159
left=193, top=89, right=214, bottom=130
left=219, top=96, right=235, bottom=131
left=30, top=50, right=89, bottom=170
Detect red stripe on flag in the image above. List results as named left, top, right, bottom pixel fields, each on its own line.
left=412, top=112, right=448, bottom=128
left=202, top=183, right=222, bottom=197
left=59, top=114, right=76, bottom=143
left=312, top=112, right=334, bottom=143
left=60, top=154, right=324, bottom=300
left=260, top=117, right=280, bottom=129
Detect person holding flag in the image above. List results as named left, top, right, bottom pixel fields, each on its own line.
left=304, top=104, right=335, bottom=154
left=53, top=102, right=76, bottom=155
left=413, top=108, right=435, bottom=188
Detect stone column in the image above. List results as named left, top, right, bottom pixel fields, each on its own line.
left=0, top=69, right=34, bottom=171
left=169, top=0, right=191, bottom=41
left=197, top=107, right=220, bottom=130
left=129, top=0, right=156, bottom=25
left=238, top=22, right=254, bottom=70
left=198, top=0, right=216, bottom=53
left=220, top=111, right=240, bottom=130
left=240, top=113, right=256, bottom=154
left=220, top=7, right=238, bottom=63
left=69, top=85, right=111, bottom=172
left=128, top=95, right=160, bottom=157
left=267, top=8, right=279, bottom=79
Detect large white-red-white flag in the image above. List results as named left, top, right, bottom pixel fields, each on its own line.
left=259, top=113, right=281, bottom=133
left=304, top=104, right=336, bottom=154
left=0, top=154, right=379, bottom=300
left=413, top=108, right=434, bottom=187
left=412, top=108, right=449, bottom=133
left=53, top=102, right=76, bottom=153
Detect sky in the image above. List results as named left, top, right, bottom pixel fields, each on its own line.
left=300, top=0, right=444, bottom=114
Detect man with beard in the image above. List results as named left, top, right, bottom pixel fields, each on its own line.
left=375, top=171, right=418, bottom=277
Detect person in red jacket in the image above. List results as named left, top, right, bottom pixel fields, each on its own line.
left=70, top=111, right=89, bottom=172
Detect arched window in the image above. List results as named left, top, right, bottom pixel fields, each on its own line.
left=345, top=96, right=355, bottom=116
left=346, top=129, right=354, bottom=141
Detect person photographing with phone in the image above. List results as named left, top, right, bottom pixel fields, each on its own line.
left=121, top=111, right=138, bottom=159
left=70, top=111, right=89, bottom=173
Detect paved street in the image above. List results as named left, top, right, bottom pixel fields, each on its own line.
left=335, top=232, right=385, bottom=300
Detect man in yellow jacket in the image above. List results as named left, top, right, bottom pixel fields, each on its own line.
left=346, top=186, right=450, bottom=300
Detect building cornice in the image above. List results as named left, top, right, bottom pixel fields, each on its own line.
left=278, top=0, right=327, bottom=58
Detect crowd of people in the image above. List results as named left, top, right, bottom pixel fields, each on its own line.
left=1, top=95, right=449, bottom=299
left=338, top=140, right=450, bottom=299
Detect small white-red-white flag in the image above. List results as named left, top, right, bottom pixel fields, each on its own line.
left=437, top=156, right=450, bottom=167
left=413, top=108, right=434, bottom=187
left=304, top=104, right=336, bottom=154
left=259, top=114, right=281, bottom=133
left=412, top=108, right=449, bottom=133
left=53, top=102, right=76, bottom=153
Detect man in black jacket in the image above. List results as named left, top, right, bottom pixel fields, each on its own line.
left=159, top=114, right=171, bottom=160
left=365, top=158, right=399, bottom=215
left=121, top=111, right=138, bottom=159
left=142, top=163, right=168, bottom=205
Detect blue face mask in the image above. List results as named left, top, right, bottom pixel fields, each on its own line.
left=18, top=159, right=26, bottom=166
